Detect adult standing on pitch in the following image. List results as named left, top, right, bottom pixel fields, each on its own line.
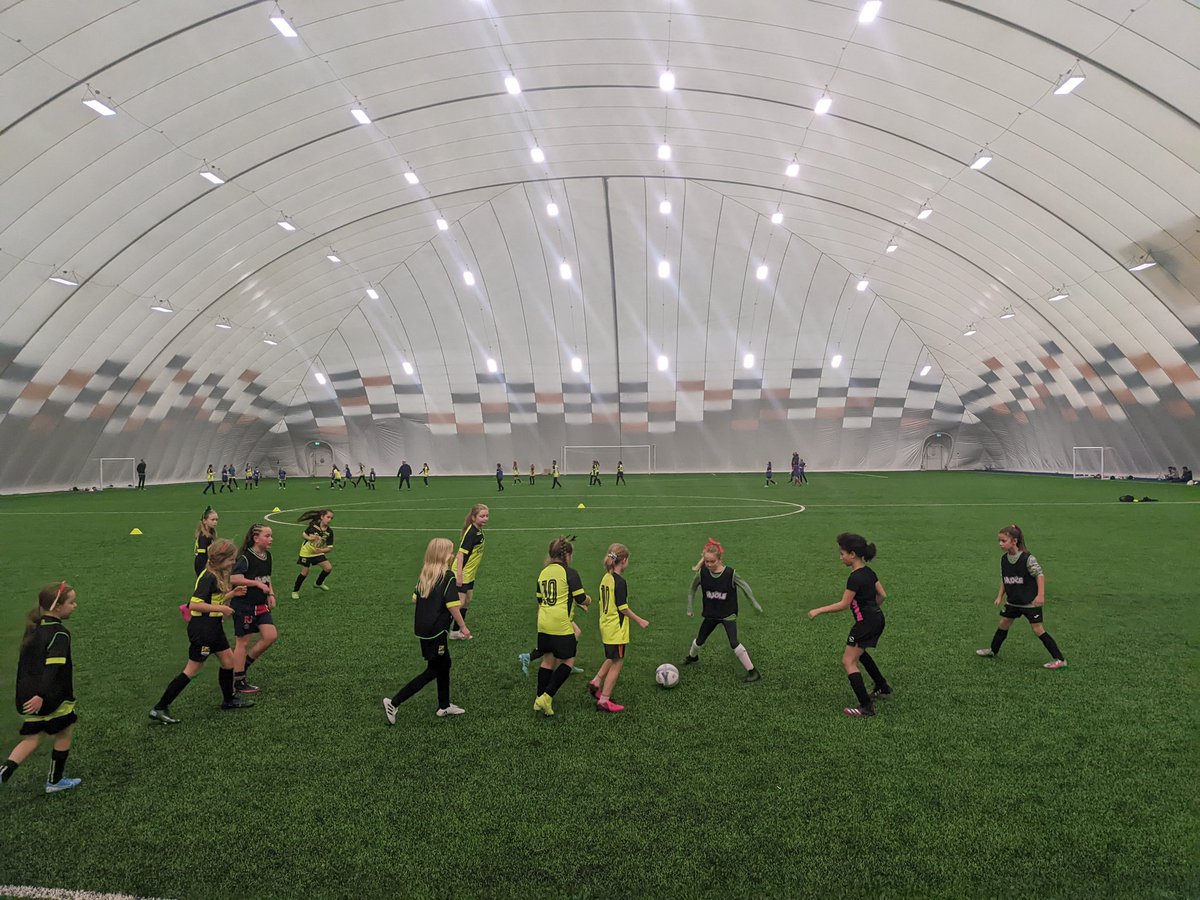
left=808, top=533, right=891, bottom=717
left=292, top=509, right=334, bottom=598
left=383, top=538, right=470, bottom=724
left=450, top=504, right=488, bottom=639
left=976, top=524, right=1066, bottom=669
left=136, top=459, right=147, bottom=490
left=532, top=536, right=591, bottom=716
left=398, top=460, right=413, bottom=490
left=1, top=582, right=83, bottom=792
left=683, top=539, right=763, bottom=683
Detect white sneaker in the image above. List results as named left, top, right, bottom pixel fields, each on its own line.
left=436, top=704, right=466, bottom=717
left=975, top=649, right=995, bottom=657
left=1043, top=659, right=1067, bottom=670
left=382, top=697, right=397, bottom=725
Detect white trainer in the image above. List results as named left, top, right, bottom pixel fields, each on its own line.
left=436, top=704, right=466, bottom=717
left=975, top=649, right=995, bottom=657
left=382, top=697, right=398, bottom=725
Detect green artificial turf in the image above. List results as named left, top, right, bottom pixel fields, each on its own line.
left=0, top=472, right=1197, bottom=899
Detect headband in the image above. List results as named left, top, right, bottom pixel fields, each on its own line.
left=48, top=580, right=67, bottom=612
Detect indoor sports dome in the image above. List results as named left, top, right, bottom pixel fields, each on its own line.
left=0, top=0, right=1196, bottom=493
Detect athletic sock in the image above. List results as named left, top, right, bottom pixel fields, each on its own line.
left=1039, top=632, right=1064, bottom=660
left=315, top=570, right=330, bottom=587
left=156, top=672, right=191, bottom=709
left=598, top=694, right=609, bottom=703
left=689, top=639, right=701, bottom=658
left=0, top=759, right=17, bottom=783
left=234, top=670, right=246, bottom=682
left=293, top=573, right=307, bottom=593
left=218, top=667, right=235, bottom=702
left=546, top=663, right=572, bottom=697
left=245, top=654, right=257, bottom=670
left=733, top=643, right=754, bottom=672
left=48, top=749, right=68, bottom=784
left=991, top=628, right=1009, bottom=655
left=848, top=672, right=872, bottom=708
left=589, top=677, right=602, bottom=689
left=859, top=652, right=889, bottom=691
left=536, top=666, right=552, bottom=695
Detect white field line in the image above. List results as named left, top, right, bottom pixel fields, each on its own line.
left=0, top=887, right=171, bottom=900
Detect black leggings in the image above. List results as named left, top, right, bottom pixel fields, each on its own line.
left=393, top=655, right=451, bottom=709
left=696, top=617, right=739, bottom=648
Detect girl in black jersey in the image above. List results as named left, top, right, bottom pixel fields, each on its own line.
left=808, top=533, right=891, bottom=717
left=150, top=539, right=254, bottom=723
left=292, top=509, right=334, bottom=598
left=231, top=524, right=278, bottom=694
left=383, top=538, right=470, bottom=723
left=194, top=507, right=218, bottom=576
left=683, top=539, right=763, bottom=682
left=1, top=582, right=83, bottom=793
left=976, top=524, right=1066, bottom=669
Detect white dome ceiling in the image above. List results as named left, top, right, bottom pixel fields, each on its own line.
left=0, top=0, right=1197, bottom=486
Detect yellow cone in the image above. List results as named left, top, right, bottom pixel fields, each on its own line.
left=272, top=507, right=281, bottom=513
left=129, top=528, right=143, bottom=535
left=577, top=503, right=586, bottom=509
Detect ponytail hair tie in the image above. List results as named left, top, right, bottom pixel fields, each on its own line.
left=705, top=537, right=724, bottom=553
left=48, top=580, right=67, bottom=612
left=607, top=551, right=619, bottom=561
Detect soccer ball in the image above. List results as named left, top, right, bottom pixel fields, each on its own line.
left=655, top=663, right=679, bottom=689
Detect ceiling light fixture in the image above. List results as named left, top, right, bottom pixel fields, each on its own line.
left=1054, top=73, right=1085, bottom=95
left=326, top=252, right=341, bottom=263
left=199, top=164, right=225, bottom=185
left=756, top=264, right=769, bottom=280
left=82, top=86, right=117, bottom=117
left=366, top=288, right=379, bottom=300
left=270, top=15, right=298, bottom=37
left=350, top=107, right=371, bottom=125
left=463, top=270, right=476, bottom=286
left=659, top=199, right=671, bottom=215
left=559, top=261, right=572, bottom=280
left=659, top=70, right=675, bottom=91
left=970, top=154, right=992, bottom=170
left=963, top=324, right=977, bottom=336
left=277, top=218, right=296, bottom=232
left=402, top=361, right=414, bottom=375
left=886, top=242, right=898, bottom=253
left=856, top=278, right=869, bottom=292
left=150, top=299, right=173, bottom=313
left=743, top=353, right=755, bottom=369
left=657, top=354, right=669, bottom=372
left=546, top=202, right=559, bottom=217
left=1128, top=254, right=1157, bottom=272
left=263, top=334, right=279, bottom=346
left=215, top=318, right=233, bottom=330
left=831, top=353, right=843, bottom=368
left=785, top=160, right=800, bottom=178
left=658, top=142, right=672, bottom=160
left=771, top=211, right=783, bottom=225
left=859, top=1, right=882, bottom=23
left=920, top=364, right=932, bottom=377
left=814, top=95, right=832, bottom=115
left=1048, top=290, right=1068, bottom=302
left=48, top=271, right=80, bottom=286
left=999, top=306, right=1016, bottom=320
left=403, top=171, right=420, bottom=185
left=571, top=356, right=583, bottom=373
left=486, top=358, right=498, bottom=373
left=314, top=371, right=327, bottom=385
left=658, top=260, right=671, bottom=279
left=916, top=206, right=932, bottom=220
left=436, top=218, right=449, bottom=231
left=504, top=75, right=521, bottom=95
left=530, top=146, right=545, bottom=163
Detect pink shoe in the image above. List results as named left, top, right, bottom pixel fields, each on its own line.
left=596, top=698, right=625, bottom=713
left=1043, top=659, right=1067, bottom=670
left=179, top=603, right=191, bottom=621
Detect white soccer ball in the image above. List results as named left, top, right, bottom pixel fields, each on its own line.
left=655, top=663, right=679, bottom=688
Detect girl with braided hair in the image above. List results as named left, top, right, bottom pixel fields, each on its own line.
left=683, top=539, right=763, bottom=683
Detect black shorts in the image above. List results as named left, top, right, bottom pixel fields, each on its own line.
left=847, top=615, right=885, bottom=649
left=536, top=632, right=577, bottom=660
left=603, top=643, right=627, bottom=661
left=20, top=710, right=77, bottom=736
left=187, top=618, right=230, bottom=661
left=1002, top=604, right=1044, bottom=623
left=233, top=605, right=275, bottom=637
left=458, top=581, right=474, bottom=593
left=419, top=636, right=449, bottom=661
left=297, top=555, right=327, bottom=567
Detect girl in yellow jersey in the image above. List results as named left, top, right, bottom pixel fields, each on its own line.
left=587, top=544, right=649, bottom=712
left=292, top=509, right=334, bottom=598
left=532, top=537, right=591, bottom=716
left=149, top=540, right=253, bottom=723
left=449, top=504, right=488, bottom=639
left=194, top=506, right=218, bottom=576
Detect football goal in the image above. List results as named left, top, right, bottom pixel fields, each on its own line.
left=1071, top=446, right=1106, bottom=479
left=562, top=444, right=655, bottom=475
left=99, top=457, right=137, bottom=488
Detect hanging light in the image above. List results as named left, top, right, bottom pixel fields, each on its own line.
left=150, top=299, right=173, bottom=313
left=659, top=70, right=675, bottom=91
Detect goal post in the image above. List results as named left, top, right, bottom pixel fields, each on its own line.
left=562, top=444, right=655, bottom=475
left=99, top=457, right=137, bottom=488
left=1071, top=446, right=1105, bottom=479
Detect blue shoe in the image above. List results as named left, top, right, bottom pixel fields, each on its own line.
left=45, top=777, right=82, bottom=793
left=517, top=652, right=530, bottom=676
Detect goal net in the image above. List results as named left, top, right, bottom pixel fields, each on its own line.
left=1071, top=446, right=1105, bottom=479
left=99, top=457, right=136, bottom=488
left=562, top=444, right=655, bottom=475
